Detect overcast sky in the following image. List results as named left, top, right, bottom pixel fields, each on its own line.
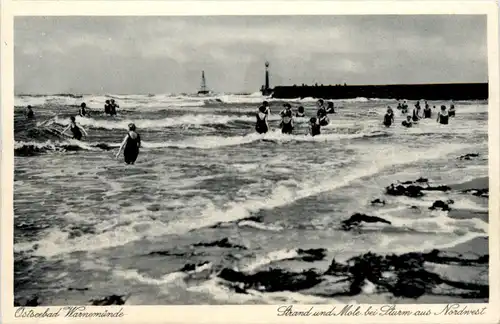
left=15, top=15, right=487, bottom=95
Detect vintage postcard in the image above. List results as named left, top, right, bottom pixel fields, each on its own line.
left=1, top=0, right=499, bottom=323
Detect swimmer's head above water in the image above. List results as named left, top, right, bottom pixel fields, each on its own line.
left=128, top=123, right=136, bottom=131
left=262, top=101, right=269, bottom=107
left=283, top=103, right=291, bottom=110
left=298, top=106, right=305, bottom=113
left=316, top=99, right=324, bottom=107
left=105, top=100, right=110, bottom=104
left=70, top=116, right=76, bottom=122
left=441, top=105, right=446, bottom=111
left=81, top=102, right=86, bottom=108
left=327, top=102, right=334, bottom=108
left=310, top=117, right=317, bottom=124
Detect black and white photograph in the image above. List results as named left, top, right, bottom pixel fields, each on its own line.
left=8, top=9, right=496, bottom=311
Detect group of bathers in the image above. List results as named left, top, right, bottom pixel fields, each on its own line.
left=255, top=99, right=337, bottom=137
left=24, top=99, right=140, bottom=164
left=384, top=100, right=456, bottom=128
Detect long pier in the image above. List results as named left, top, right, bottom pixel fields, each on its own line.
left=269, top=83, right=488, bottom=100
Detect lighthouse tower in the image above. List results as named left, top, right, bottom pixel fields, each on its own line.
left=261, top=61, right=272, bottom=96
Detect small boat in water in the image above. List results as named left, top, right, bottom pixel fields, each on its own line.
left=197, top=71, right=211, bottom=96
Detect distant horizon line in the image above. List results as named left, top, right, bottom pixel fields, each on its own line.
left=14, top=81, right=489, bottom=97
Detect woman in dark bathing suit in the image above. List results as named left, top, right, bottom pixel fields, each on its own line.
left=401, top=101, right=408, bottom=114
left=383, top=107, right=394, bottom=127
left=25, top=105, right=34, bottom=119
left=448, top=102, right=456, bottom=117
left=255, top=104, right=270, bottom=134
left=423, top=105, right=432, bottom=118
left=326, top=102, right=336, bottom=114
left=110, top=99, right=119, bottom=116
left=280, top=103, right=294, bottom=134
left=296, top=106, right=305, bottom=117
left=104, top=100, right=111, bottom=115
left=402, top=115, right=413, bottom=128
left=316, top=99, right=329, bottom=126
left=62, top=116, right=88, bottom=140
left=79, top=102, right=88, bottom=117
left=309, top=117, right=321, bottom=136
left=436, top=105, right=449, bottom=125
left=116, top=123, right=141, bottom=164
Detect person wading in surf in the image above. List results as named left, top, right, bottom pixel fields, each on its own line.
left=316, top=99, right=329, bottom=126
left=383, top=107, right=395, bottom=127
left=79, top=102, right=88, bottom=117
left=423, top=104, right=432, bottom=118
left=255, top=104, right=270, bottom=134
left=402, top=115, right=413, bottom=128
left=110, top=99, right=119, bottom=116
left=326, top=101, right=336, bottom=114
left=296, top=106, right=305, bottom=117
left=62, top=116, right=88, bottom=140
left=412, top=104, right=421, bottom=122
left=449, top=101, right=456, bottom=117
left=436, top=105, right=449, bottom=125
left=309, top=117, right=321, bottom=137
left=25, top=105, right=35, bottom=119
left=104, top=100, right=111, bottom=115
left=401, top=101, right=409, bottom=114
left=116, top=123, right=141, bottom=164
left=280, top=103, right=294, bottom=134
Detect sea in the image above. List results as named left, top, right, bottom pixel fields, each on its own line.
left=13, top=93, right=489, bottom=305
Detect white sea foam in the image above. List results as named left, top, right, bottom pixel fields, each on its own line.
left=241, top=249, right=300, bottom=272
left=52, top=114, right=262, bottom=130
left=237, top=220, right=284, bottom=232
left=114, top=262, right=212, bottom=287
left=14, top=141, right=474, bottom=258
left=14, top=93, right=405, bottom=111
left=141, top=130, right=386, bottom=150
left=186, top=277, right=345, bottom=304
